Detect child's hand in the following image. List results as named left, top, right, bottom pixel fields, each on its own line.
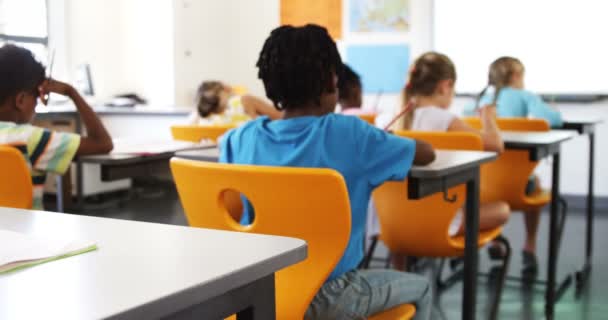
left=38, top=79, right=75, bottom=104
left=479, top=104, right=497, bottom=119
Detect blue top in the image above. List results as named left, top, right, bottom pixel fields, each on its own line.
left=220, top=114, right=416, bottom=281
left=465, top=87, right=563, bottom=128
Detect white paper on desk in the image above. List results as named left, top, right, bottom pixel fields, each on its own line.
left=111, top=139, right=215, bottom=155
left=0, top=229, right=96, bottom=273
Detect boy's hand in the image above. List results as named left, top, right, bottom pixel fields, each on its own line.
left=38, top=79, right=75, bottom=104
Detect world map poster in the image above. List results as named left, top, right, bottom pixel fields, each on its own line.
left=349, top=0, right=410, bottom=33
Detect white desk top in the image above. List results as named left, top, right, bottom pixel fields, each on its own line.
left=175, top=149, right=497, bottom=179
left=0, top=208, right=306, bottom=319
left=563, top=117, right=604, bottom=125
left=410, top=150, right=497, bottom=178
left=36, top=104, right=192, bottom=116
left=501, top=130, right=577, bottom=146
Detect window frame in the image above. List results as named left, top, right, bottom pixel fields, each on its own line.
left=0, top=0, right=49, bottom=46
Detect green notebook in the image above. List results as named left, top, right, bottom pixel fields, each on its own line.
left=0, top=229, right=97, bottom=274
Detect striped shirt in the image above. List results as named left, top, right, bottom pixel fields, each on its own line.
left=0, top=121, right=81, bottom=210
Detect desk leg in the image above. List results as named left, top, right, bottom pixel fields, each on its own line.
left=585, top=133, right=595, bottom=269
left=164, top=274, right=276, bottom=320
left=75, top=116, right=84, bottom=209
left=576, top=132, right=595, bottom=291
left=546, top=152, right=561, bottom=320
left=463, top=170, right=480, bottom=320
left=55, top=175, right=64, bottom=213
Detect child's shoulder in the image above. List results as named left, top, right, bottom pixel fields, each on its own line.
left=502, top=87, right=535, bottom=99
left=0, top=121, right=40, bottom=133
left=327, top=113, right=369, bottom=127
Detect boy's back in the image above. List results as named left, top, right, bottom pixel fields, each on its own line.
left=221, top=113, right=416, bottom=281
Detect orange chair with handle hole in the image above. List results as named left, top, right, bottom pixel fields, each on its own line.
left=170, top=159, right=415, bottom=320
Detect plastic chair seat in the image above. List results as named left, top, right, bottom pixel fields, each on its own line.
left=368, top=303, right=416, bottom=320
left=449, top=227, right=504, bottom=252
left=517, top=189, right=551, bottom=212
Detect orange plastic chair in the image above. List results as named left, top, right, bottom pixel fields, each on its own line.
left=170, top=160, right=415, bottom=319
left=462, top=117, right=551, bottom=211
left=232, top=85, right=249, bottom=96
left=170, top=124, right=236, bottom=143
left=372, top=132, right=503, bottom=257
left=370, top=131, right=509, bottom=319
left=358, top=113, right=377, bottom=125
left=0, top=146, right=33, bottom=209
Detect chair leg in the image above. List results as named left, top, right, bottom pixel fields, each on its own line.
left=488, top=235, right=512, bottom=320
left=435, top=258, right=464, bottom=291
left=384, top=253, right=392, bottom=269
left=360, top=235, right=378, bottom=269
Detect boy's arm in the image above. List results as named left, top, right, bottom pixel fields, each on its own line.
left=42, top=80, right=113, bottom=155
left=413, top=139, right=436, bottom=165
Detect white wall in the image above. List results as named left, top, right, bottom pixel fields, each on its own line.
left=173, top=0, right=279, bottom=106
left=62, top=0, right=174, bottom=105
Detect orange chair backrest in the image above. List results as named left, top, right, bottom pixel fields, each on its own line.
left=0, top=146, right=33, bottom=209
left=231, top=85, right=249, bottom=96
left=462, top=117, right=549, bottom=132
left=171, top=125, right=236, bottom=143
left=358, top=114, right=377, bottom=125
left=170, top=159, right=351, bottom=319
left=372, top=131, right=483, bottom=256
left=462, top=117, right=550, bottom=210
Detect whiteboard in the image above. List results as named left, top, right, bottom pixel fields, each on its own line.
left=433, top=0, right=608, bottom=95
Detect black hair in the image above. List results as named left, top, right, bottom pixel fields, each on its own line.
left=195, top=81, right=224, bottom=117
left=0, top=44, right=46, bottom=105
left=256, top=24, right=342, bottom=110
left=338, top=63, right=361, bottom=102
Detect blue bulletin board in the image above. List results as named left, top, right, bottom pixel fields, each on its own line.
left=346, top=44, right=410, bottom=94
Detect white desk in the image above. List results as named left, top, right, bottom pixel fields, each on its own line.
left=0, top=208, right=306, bottom=319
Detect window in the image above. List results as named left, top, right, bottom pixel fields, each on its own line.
left=0, top=0, right=49, bottom=63
left=433, top=0, right=608, bottom=95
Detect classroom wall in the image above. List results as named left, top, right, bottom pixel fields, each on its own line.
left=172, top=0, right=280, bottom=106
left=62, top=0, right=175, bottom=105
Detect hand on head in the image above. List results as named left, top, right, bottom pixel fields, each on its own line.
left=38, top=79, right=73, bottom=105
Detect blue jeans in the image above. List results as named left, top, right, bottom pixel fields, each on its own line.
left=305, top=269, right=432, bottom=320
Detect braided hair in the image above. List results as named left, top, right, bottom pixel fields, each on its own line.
left=476, top=56, right=524, bottom=108
left=256, top=24, right=342, bottom=110
left=399, top=52, right=456, bottom=130
left=0, top=44, right=45, bottom=106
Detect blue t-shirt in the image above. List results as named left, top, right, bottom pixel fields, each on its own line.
left=465, top=87, right=563, bottom=128
left=220, top=114, right=416, bottom=281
